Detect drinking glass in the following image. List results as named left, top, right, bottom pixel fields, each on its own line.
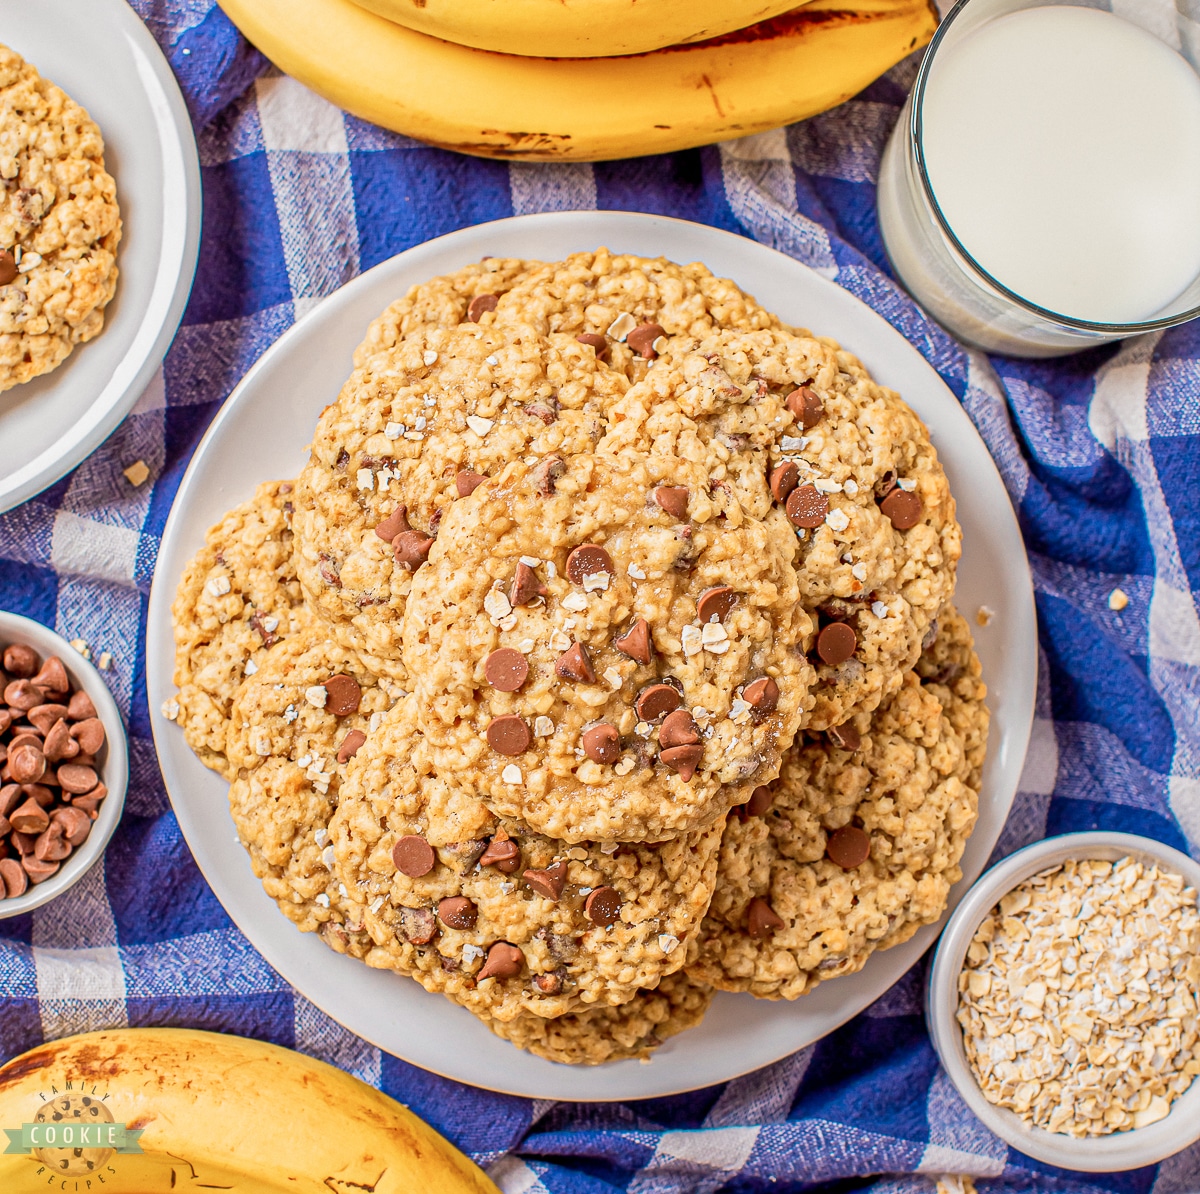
left=877, top=0, right=1200, bottom=356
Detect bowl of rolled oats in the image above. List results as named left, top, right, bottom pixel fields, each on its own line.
left=927, top=831, right=1200, bottom=1171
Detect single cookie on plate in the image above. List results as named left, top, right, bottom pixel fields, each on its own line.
left=331, top=697, right=723, bottom=1022
left=482, top=971, right=713, bottom=1065
left=352, top=256, right=539, bottom=367
left=603, top=326, right=961, bottom=730
left=292, top=321, right=628, bottom=678
left=402, top=452, right=814, bottom=843
left=168, top=481, right=308, bottom=778
left=224, top=627, right=398, bottom=954
left=0, top=43, right=121, bottom=392
left=687, top=606, right=987, bottom=999
left=492, top=248, right=780, bottom=384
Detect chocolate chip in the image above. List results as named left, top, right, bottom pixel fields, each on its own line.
left=523, top=860, right=568, bottom=900
left=392, top=530, right=435, bottom=571
left=575, top=332, right=608, bottom=360
left=736, top=785, right=775, bottom=820
left=51, top=805, right=92, bottom=848
left=565, top=544, right=613, bottom=586
left=55, top=764, right=96, bottom=796
left=0, top=856, right=27, bottom=897
left=581, top=723, right=620, bottom=764
left=2, top=644, right=38, bottom=678
left=467, top=293, right=499, bottom=322
left=324, top=674, right=362, bottom=716
left=31, top=657, right=68, bottom=697
left=627, top=322, right=665, bottom=359
left=654, top=486, right=689, bottom=519
left=35, top=821, right=71, bottom=862
left=826, top=721, right=861, bottom=751
left=786, top=485, right=829, bottom=529
left=8, top=745, right=45, bottom=785
left=697, top=586, right=736, bottom=624
left=880, top=488, right=923, bottom=530
left=21, top=854, right=59, bottom=884
left=479, top=836, right=520, bottom=872
left=485, top=648, right=529, bottom=692
left=875, top=470, right=898, bottom=500
left=336, top=729, right=367, bottom=764
left=524, top=402, right=558, bottom=426
left=635, top=683, right=681, bottom=722
left=9, top=798, right=49, bottom=835
left=71, top=787, right=106, bottom=817
left=555, top=642, right=595, bottom=684
left=659, top=743, right=703, bottom=781
left=786, top=386, right=825, bottom=430
left=477, top=941, right=523, bottom=980
left=769, top=462, right=799, bottom=503
left=486, top=715, right=530, bottom=756
left=28, top=704, right=69, bottom=735
left=374, top=505, right=411, bottom=541
left=533, top=972, right=563, bottom=995
left=747, top=897, right=785, bottom=938
left=816, top=622, right=857, bottom=667
left=743, top=676, right=779, bottom=712
left=392, top=834, right=436, bottom=877
left=584, top=886, right=622, bottom=927
left=69, top=718, right=105, bottom=756
left=4, top=680, right=44, bottom=712
left=613, top=618, right=653, bottom=665
left=659, top=710, right=699, bottom=749
left=455, top=470, right=487, bottom=498
left=24, top=784, right=54, bottom=808
left=826, top=825, right=871, bottom=869
left=533, top=455, right=567, bottom=496
left=437, top=896, right=477, bottom=929
left=509, top=561, right=547, bottom=607
left=0, top=250, right=17, bottom=288
left=42, top=720, right=78, bottom=763
left=398, top=905, right=437, bottom=944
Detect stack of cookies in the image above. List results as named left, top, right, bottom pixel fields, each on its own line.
left=169, top=250, right=988, bottom=1065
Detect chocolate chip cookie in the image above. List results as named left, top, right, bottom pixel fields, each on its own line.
left=687, top=606, right=987, bottom=999
left=293, top=321, right=629, bottom=678
left=224, top=627, right=397, bottom=951
left=169, top=481, right=308, bottom=778
left=603, top=326, right=961, bottom=730
left=402, top=452, right=814, bottom=843
left=0, top=43, right=121, bottom=391
left=331, top=697, right=724, bottom=1022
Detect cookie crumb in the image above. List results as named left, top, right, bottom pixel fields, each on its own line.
left=97, top=651, right=113, bottom=671
left=123, top=460, right=150, bottom=487
left=69, top=637, right=91, bottom=660
left=975, top=605, right=995, bottom=627
left=1108, top=587, right=1129, bottom=612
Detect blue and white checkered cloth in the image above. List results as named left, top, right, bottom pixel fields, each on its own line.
left=2, top=3, right=1198, bottom=1190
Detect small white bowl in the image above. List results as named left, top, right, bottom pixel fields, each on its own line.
left=927, top=831, right=1200, bottom=1172
left=0, top=611, right=128, bottom=918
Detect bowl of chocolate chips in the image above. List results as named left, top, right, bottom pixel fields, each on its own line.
left=0, top=611, right=128, bottom=917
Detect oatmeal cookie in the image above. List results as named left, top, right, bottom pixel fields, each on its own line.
left=169, top=481, right=308, bottom=778
left=224, top=628, right=398, bottom=952
left=687, top=607, right=987, bottom=999
left=403, top=452, right=814, bottom=843
left=603, top=326, right=961, bottom=729
left=331, top=698, right=723, bottom=1022
left=352, top=256, right=538, bottom=366
left=293, top=321, right=628, bottom=677
left=0, top=44, right=120, bottom=392
left=482, top=971, right=713, bottom=1064
left=492, top=248, right=779, bottom=384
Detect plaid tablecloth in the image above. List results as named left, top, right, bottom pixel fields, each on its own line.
left=2, top=3, right=1198, bottom=1191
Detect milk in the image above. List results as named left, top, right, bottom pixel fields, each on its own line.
left=919, top=5, right=1200, bottom=324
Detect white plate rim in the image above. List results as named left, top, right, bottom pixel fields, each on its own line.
left=147, top=211, right=1038, bottom=1101
left=0, top=0, right=202, bottom=512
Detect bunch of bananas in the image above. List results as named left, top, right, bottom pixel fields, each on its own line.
left=0, top=1028, right=498, bottom=1192
left=216, top=0, right=938, bottom=160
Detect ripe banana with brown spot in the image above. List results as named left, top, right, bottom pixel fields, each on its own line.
left=217, top=0, right=939, bottom=162
left=0, top=1028, right=497, bottom=1193
left=350, top=0, right=814, bottom=58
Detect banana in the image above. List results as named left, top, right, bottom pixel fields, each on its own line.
left=350, top=0, right=812, bottom=58
left=0, top=1028, right=497, bottom=1193
left=217, top=0, right=938, bottom=162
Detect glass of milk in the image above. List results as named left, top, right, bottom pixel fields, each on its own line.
left=877, top=0, right=1200, bottom=356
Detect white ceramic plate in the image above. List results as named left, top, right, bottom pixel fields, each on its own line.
left=0, top=0, right=201, bottom=512
left=147, top=212, right=1037, bottom=1100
